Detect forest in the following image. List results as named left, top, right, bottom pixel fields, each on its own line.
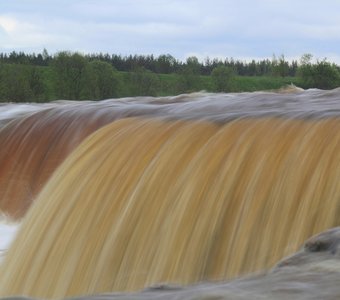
left=0, top=50, right=339, bottom=102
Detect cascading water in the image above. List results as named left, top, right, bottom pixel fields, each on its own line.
left=0, top=88, right=340, bottom=299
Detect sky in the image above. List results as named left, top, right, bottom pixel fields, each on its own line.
left=0, top=0, right=340, bottom=63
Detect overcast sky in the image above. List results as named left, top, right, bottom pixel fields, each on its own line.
left=1, top=0, right=340, bottom=62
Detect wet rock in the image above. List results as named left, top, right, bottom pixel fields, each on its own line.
left=274, top=227, right=340, bottom=270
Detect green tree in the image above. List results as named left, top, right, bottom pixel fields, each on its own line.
left=271, top=54, right=289, bottom=77
left=312, top=60, right=340, bottom=89
left=155, top=54, right=177, bottom=74
left=211, top=66, right=234, bottom=92
left=52, top=51, right=87, bottom=99
left=278, top=55, right=289, bottom=77
left=41, top=48, right=51, bottom=66
left=28, top=67, right=46, bottom=102
left=298, top=53, right=314, bottom=87
left=0, top=64, right=32, bottom=102
left=185, top=56, right=201, bottom=74
left=129, top=67, right=160, bottom=96
left=0, top=64, right=5, bottom=100
left=298, top=54, right=340, bottom=89
left=80, top=60, right=120, bottom=100
left=176, top=56, right=202, bottom=93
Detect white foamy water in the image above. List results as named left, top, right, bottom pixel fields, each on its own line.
left=0, top=101, right=81, bottom=127
left=0, top=222, right=19, bottom=262
left=2, top=87, right=340, bottom=128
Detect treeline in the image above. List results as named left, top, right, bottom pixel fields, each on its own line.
left=0, top=50, right=298, bottom=77
left=0, top=50, right=340, bottom=102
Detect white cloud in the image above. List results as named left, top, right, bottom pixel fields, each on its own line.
left=0, top=15, right=44, bottom=48
left=0, top=14, right=75, bottom=50
left=0, top=15, right=18, bottom=32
